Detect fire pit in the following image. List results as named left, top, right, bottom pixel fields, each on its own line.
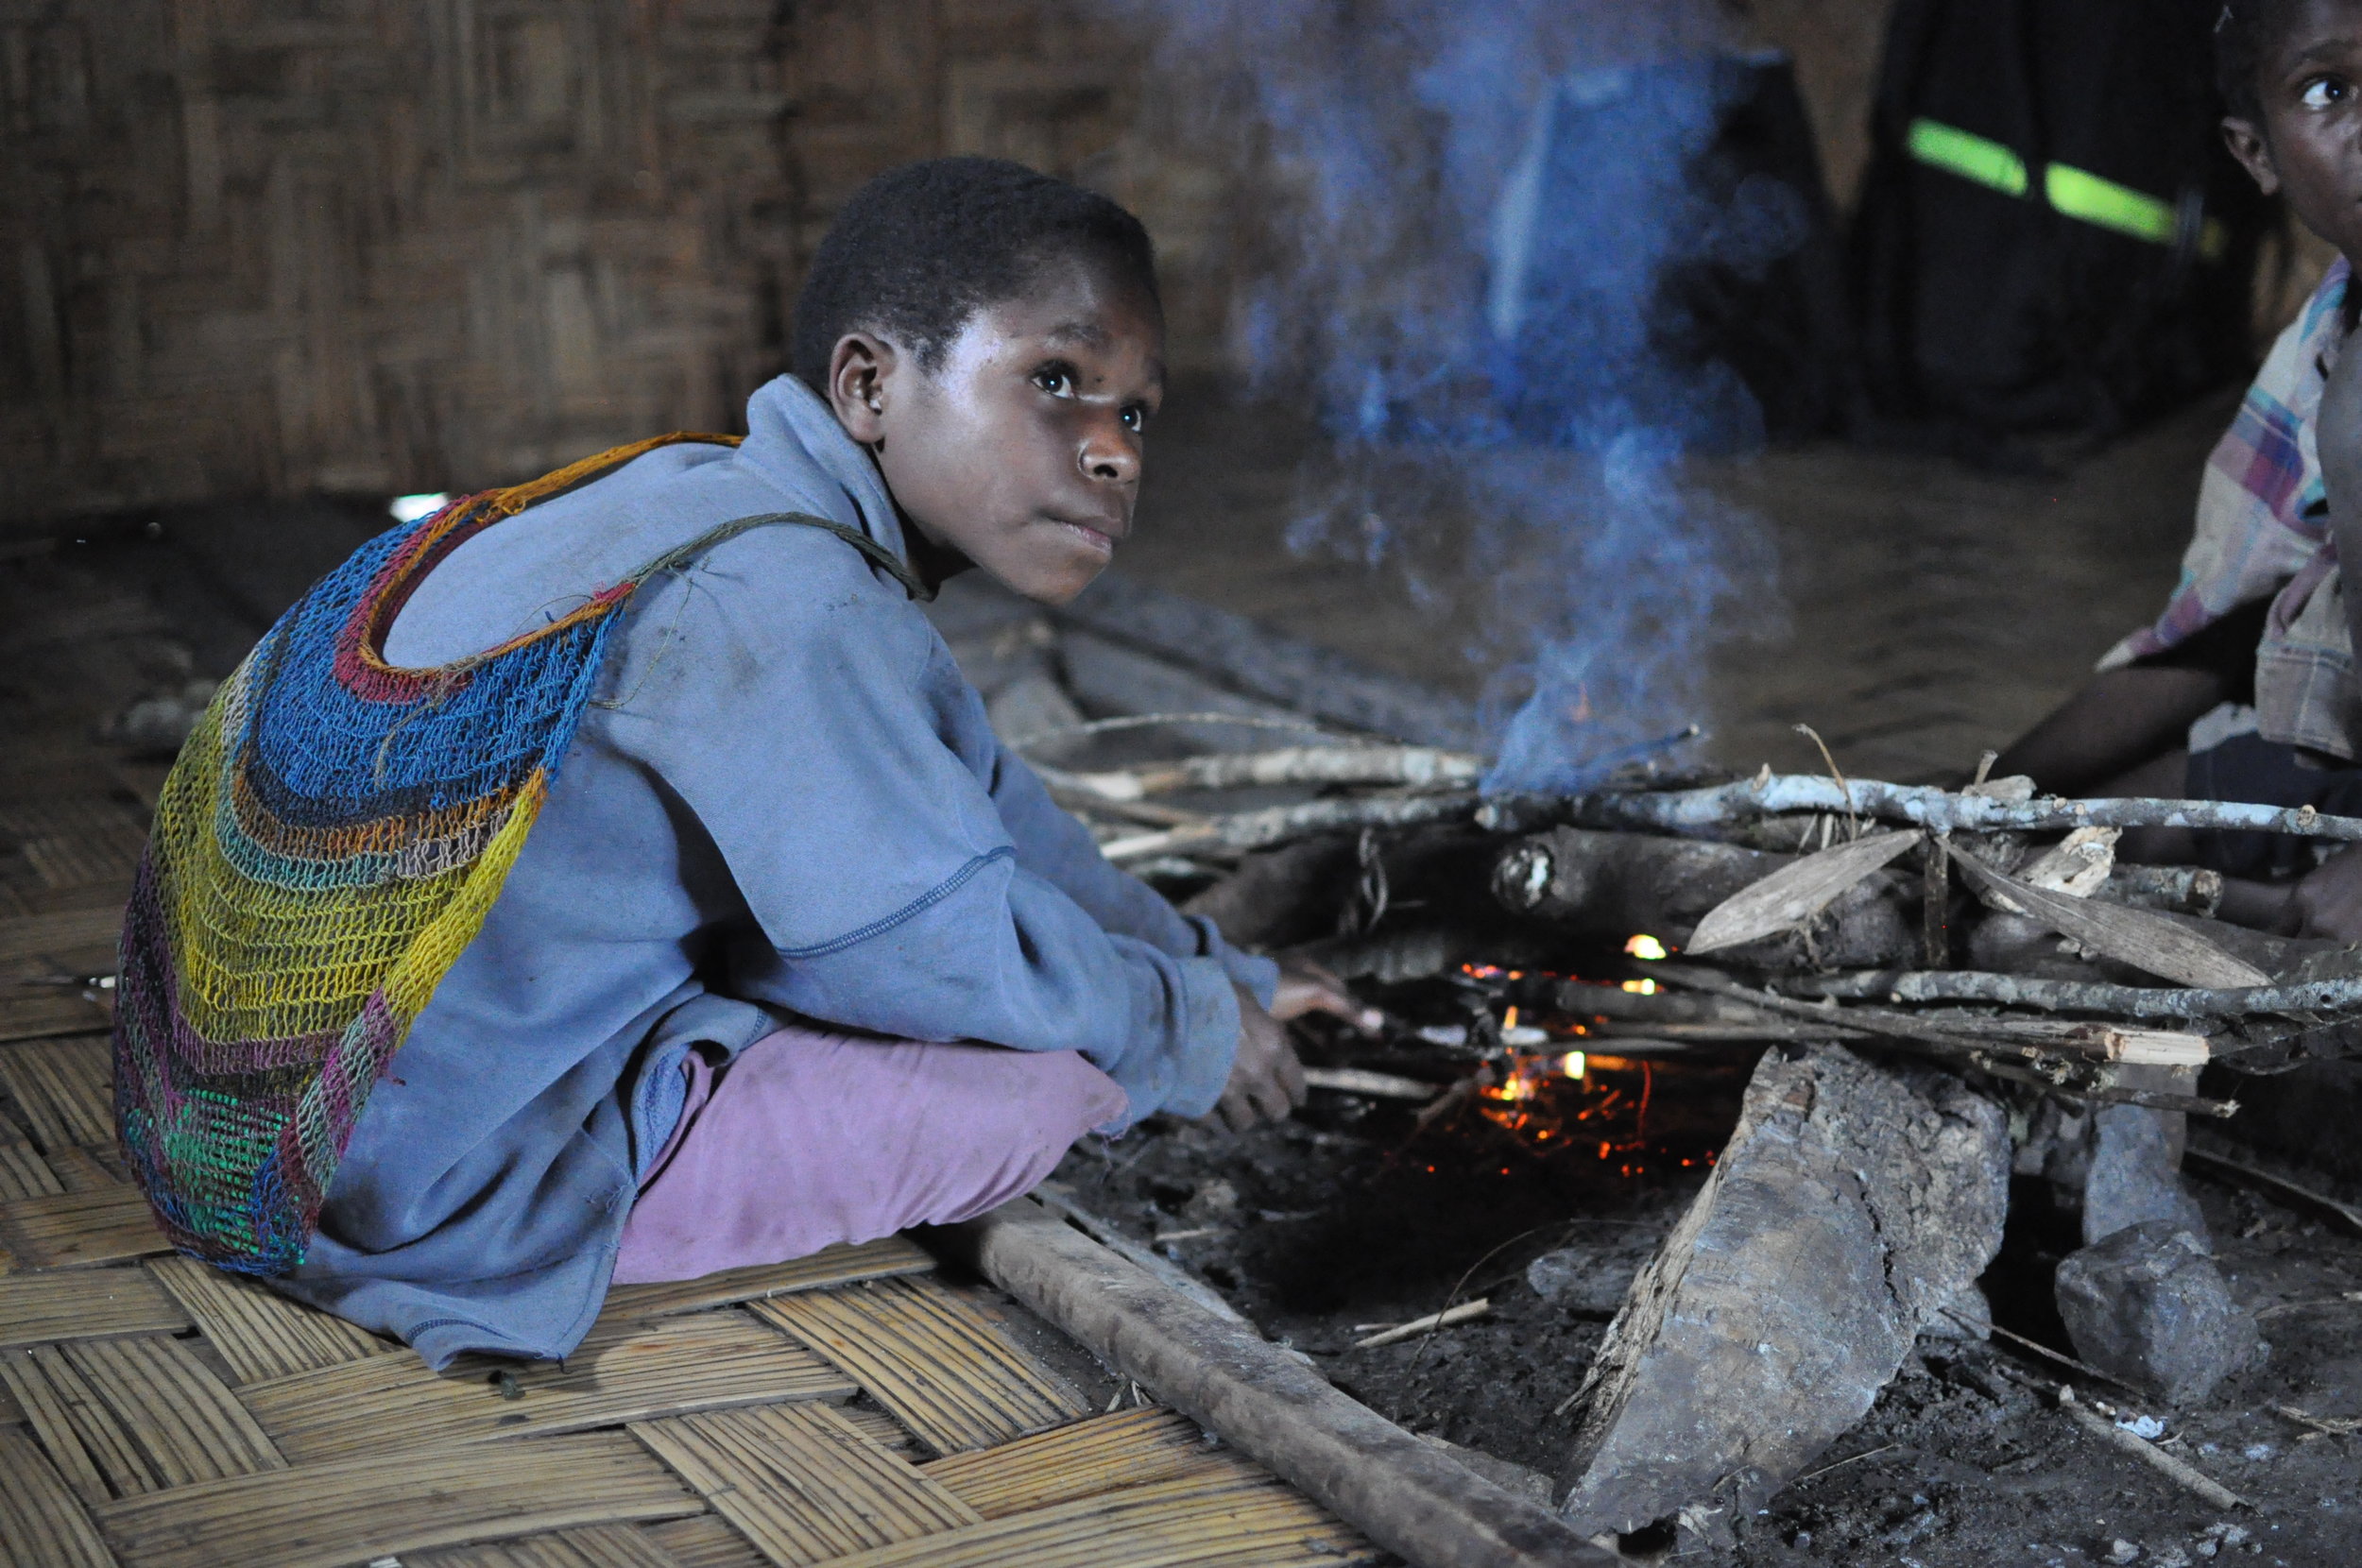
left=1041, top=741, right=2362, bottom=1557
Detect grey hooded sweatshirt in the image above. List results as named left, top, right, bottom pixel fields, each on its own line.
left=274, top=374, right=1272, bottom=1369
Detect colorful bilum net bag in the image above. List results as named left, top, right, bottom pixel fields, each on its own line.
left=111, top=435, right=747, bottom=1275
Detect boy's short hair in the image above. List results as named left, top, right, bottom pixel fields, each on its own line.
left=791, top=157, right=1159, bottom=392
left=2216, top=0, right=2303, bottom=124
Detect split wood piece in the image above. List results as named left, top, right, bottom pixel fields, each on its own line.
left=1686, top=828, right=1922, bottom=955
left=1563, top=774, right=2362, bottom=843
left=0, top=990, right=110, bottom=1045
left=0, top=1336, right=284, bottom=1507
left=0, top=1183, right=168, bottom=1270
left=1944, top=845, right=2268, bottom=990
left=1561, top=1046, right=2011, bottom=1538
left=921, top=1406, right=1252, bottom=1519
left=1792, top=966, right=2362, bottom=1020
left=404, top=1523, right=688, bottom=1568
left=2181, top=1147, right=2362, bottom=1237
left=87, top=1429, right=705, bottom=1568
left=1924, top=831, right=1951, bottom=967
left=0, top=1426, right=115, bottom=1568
left=2056, top=1388, right=2251, bottom=1509
left=0, top=1033, right=114, bottom=1152
left=144, top=1254, right=385, bottom=1383
left=1302, top=1066, right=1439, bottom=1101
left=751, top=1275, right=1089, bottom=1456
left=1492, top=827, right=1917, bottom=966
left=239, top=1309, right=853, bottom=1464
left=0, top=1117, right=62, bottom=1202
left=601, top=1235, right=935, bottom=1321
left=0, top=1267, right=186, bottom=1351
left=643, top=1515, right=771, bottom=1568
left=632, top=1402, right=983, bottom=1565
left=1099, top=792, right=1480, bottom=865
left=1044, top=745, right=1484, bottom=804
left=802, top=1471, right=1374, bottom=1568
left=933, top=1195, right=1623, bottom=1568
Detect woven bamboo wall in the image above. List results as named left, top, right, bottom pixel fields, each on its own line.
left=0, top=0, right=1165, bottom=526
left=0, top=0, right=1888, bottom=528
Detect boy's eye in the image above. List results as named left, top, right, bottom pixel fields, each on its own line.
left=1121, top=404, right=1150, bottom=434
left=2301, top=76, right=2351, bottom=111
left=1032, top=364, right=1076, bottom=397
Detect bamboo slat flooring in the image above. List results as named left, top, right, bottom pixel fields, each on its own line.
left=602, top=1236, right=937, bottom=1320
left=88, top=1431, right=707, bottom=1568
left=752, top=1277, right=1089, bottom=1455
left=0, top=1183, right=169, bottom=1270
left=144, top=1255, right=385, bottom=1384
left=632, top=1403, right=984, bottom=1565
left=0, top=1426, right=117, bottom=1568
left=922, top=1407, right=1253, bottom=1519
left=0, top=1034, right=114, bottom=1151
left=0, top=1266, right=186, bottom=1351
left=0, top=990, right=111, bottom=1045
left=0, top=747, right=1361, bottom=1568
left=242, top=1311, right=858, bottom=1463
left=406, top=1522, right=691, bottom=1568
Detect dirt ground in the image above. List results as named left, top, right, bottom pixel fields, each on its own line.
left=6, top=383, right=2357, bottom=1564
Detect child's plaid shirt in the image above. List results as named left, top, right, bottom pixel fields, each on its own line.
left=2101, top=258, right=2357, bottom=760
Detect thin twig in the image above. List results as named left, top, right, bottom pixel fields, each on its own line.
left=2058, top=1388, right=2251, bottom=1509
left=1941, top=1306, right=2150, bottom=1399
left=1783, top=968, right=2362, bottom=1022
left=1791, top=724, right=1860, bottom=839
left=1792, top=1442, right=1900, bottom=1485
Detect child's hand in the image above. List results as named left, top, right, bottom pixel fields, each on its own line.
left=1213, top=984, right=1306, bottom=1133
left=2288, top=843, right=2362, bottom=939
left=1268, top=958, right=1384, bottom=1033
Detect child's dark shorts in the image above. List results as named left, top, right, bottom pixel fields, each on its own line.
left=2186, top=733, right=2362, bottom=879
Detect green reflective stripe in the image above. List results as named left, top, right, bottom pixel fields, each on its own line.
left=2044, top=162, right=2176, bottom=245
left=1909, top=117, right=2227, bottom=261
left=1907, top=117, right=2029, bottom=197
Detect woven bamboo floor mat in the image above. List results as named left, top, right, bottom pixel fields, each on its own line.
left=0, top=754, right=1381, bottom=1567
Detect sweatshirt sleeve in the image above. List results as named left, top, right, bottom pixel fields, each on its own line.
left=983, top=747, right=1279, bottom=1009
left=599, top=533, right=1241, bottom=1122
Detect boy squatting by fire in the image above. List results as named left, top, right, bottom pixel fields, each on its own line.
left=112, top=158, right=1371, bottom=1369
left=2000, top=0, right=2362, bottom=938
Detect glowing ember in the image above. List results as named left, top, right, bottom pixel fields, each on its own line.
left=1624, top=933, right=1669, bottom=961
left=1561, top=1050, right=1587, bottom=1078
left=1620, top=978, right=1657, bottom=996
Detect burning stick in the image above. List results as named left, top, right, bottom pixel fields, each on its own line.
left=1039, top=744, right=1483, bottom=802
left=1300, top=1066, right=1440, bottom=1101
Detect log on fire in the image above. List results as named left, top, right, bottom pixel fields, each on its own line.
left=1558, top=1044, right=2011, bottom=1540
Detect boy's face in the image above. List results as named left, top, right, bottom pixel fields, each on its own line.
left=826, top=257, right=1165, bottom=605
left=2225, top=0, right=2362, bottom=263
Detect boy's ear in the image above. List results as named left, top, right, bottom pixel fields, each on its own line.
left=827, top=331, right=901, bottom=446
left=2223, top=117, right=2282, bottom=196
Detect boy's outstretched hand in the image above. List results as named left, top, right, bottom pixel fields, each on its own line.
left=1211, top=962, right=1381, bottom=1133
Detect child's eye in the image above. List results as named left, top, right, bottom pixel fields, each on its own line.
left=2302, top=76, right=2351, bottom=111
left=1121, top=403, right=1150, bottom=434
left=1032, top=364, right=1076, bottom=397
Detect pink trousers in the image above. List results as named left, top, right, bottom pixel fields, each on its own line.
left=611, top=1024, right=1127, bottom=1285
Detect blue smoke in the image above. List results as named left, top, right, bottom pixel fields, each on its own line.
left=1118, top=0, right=1786, bottom=791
